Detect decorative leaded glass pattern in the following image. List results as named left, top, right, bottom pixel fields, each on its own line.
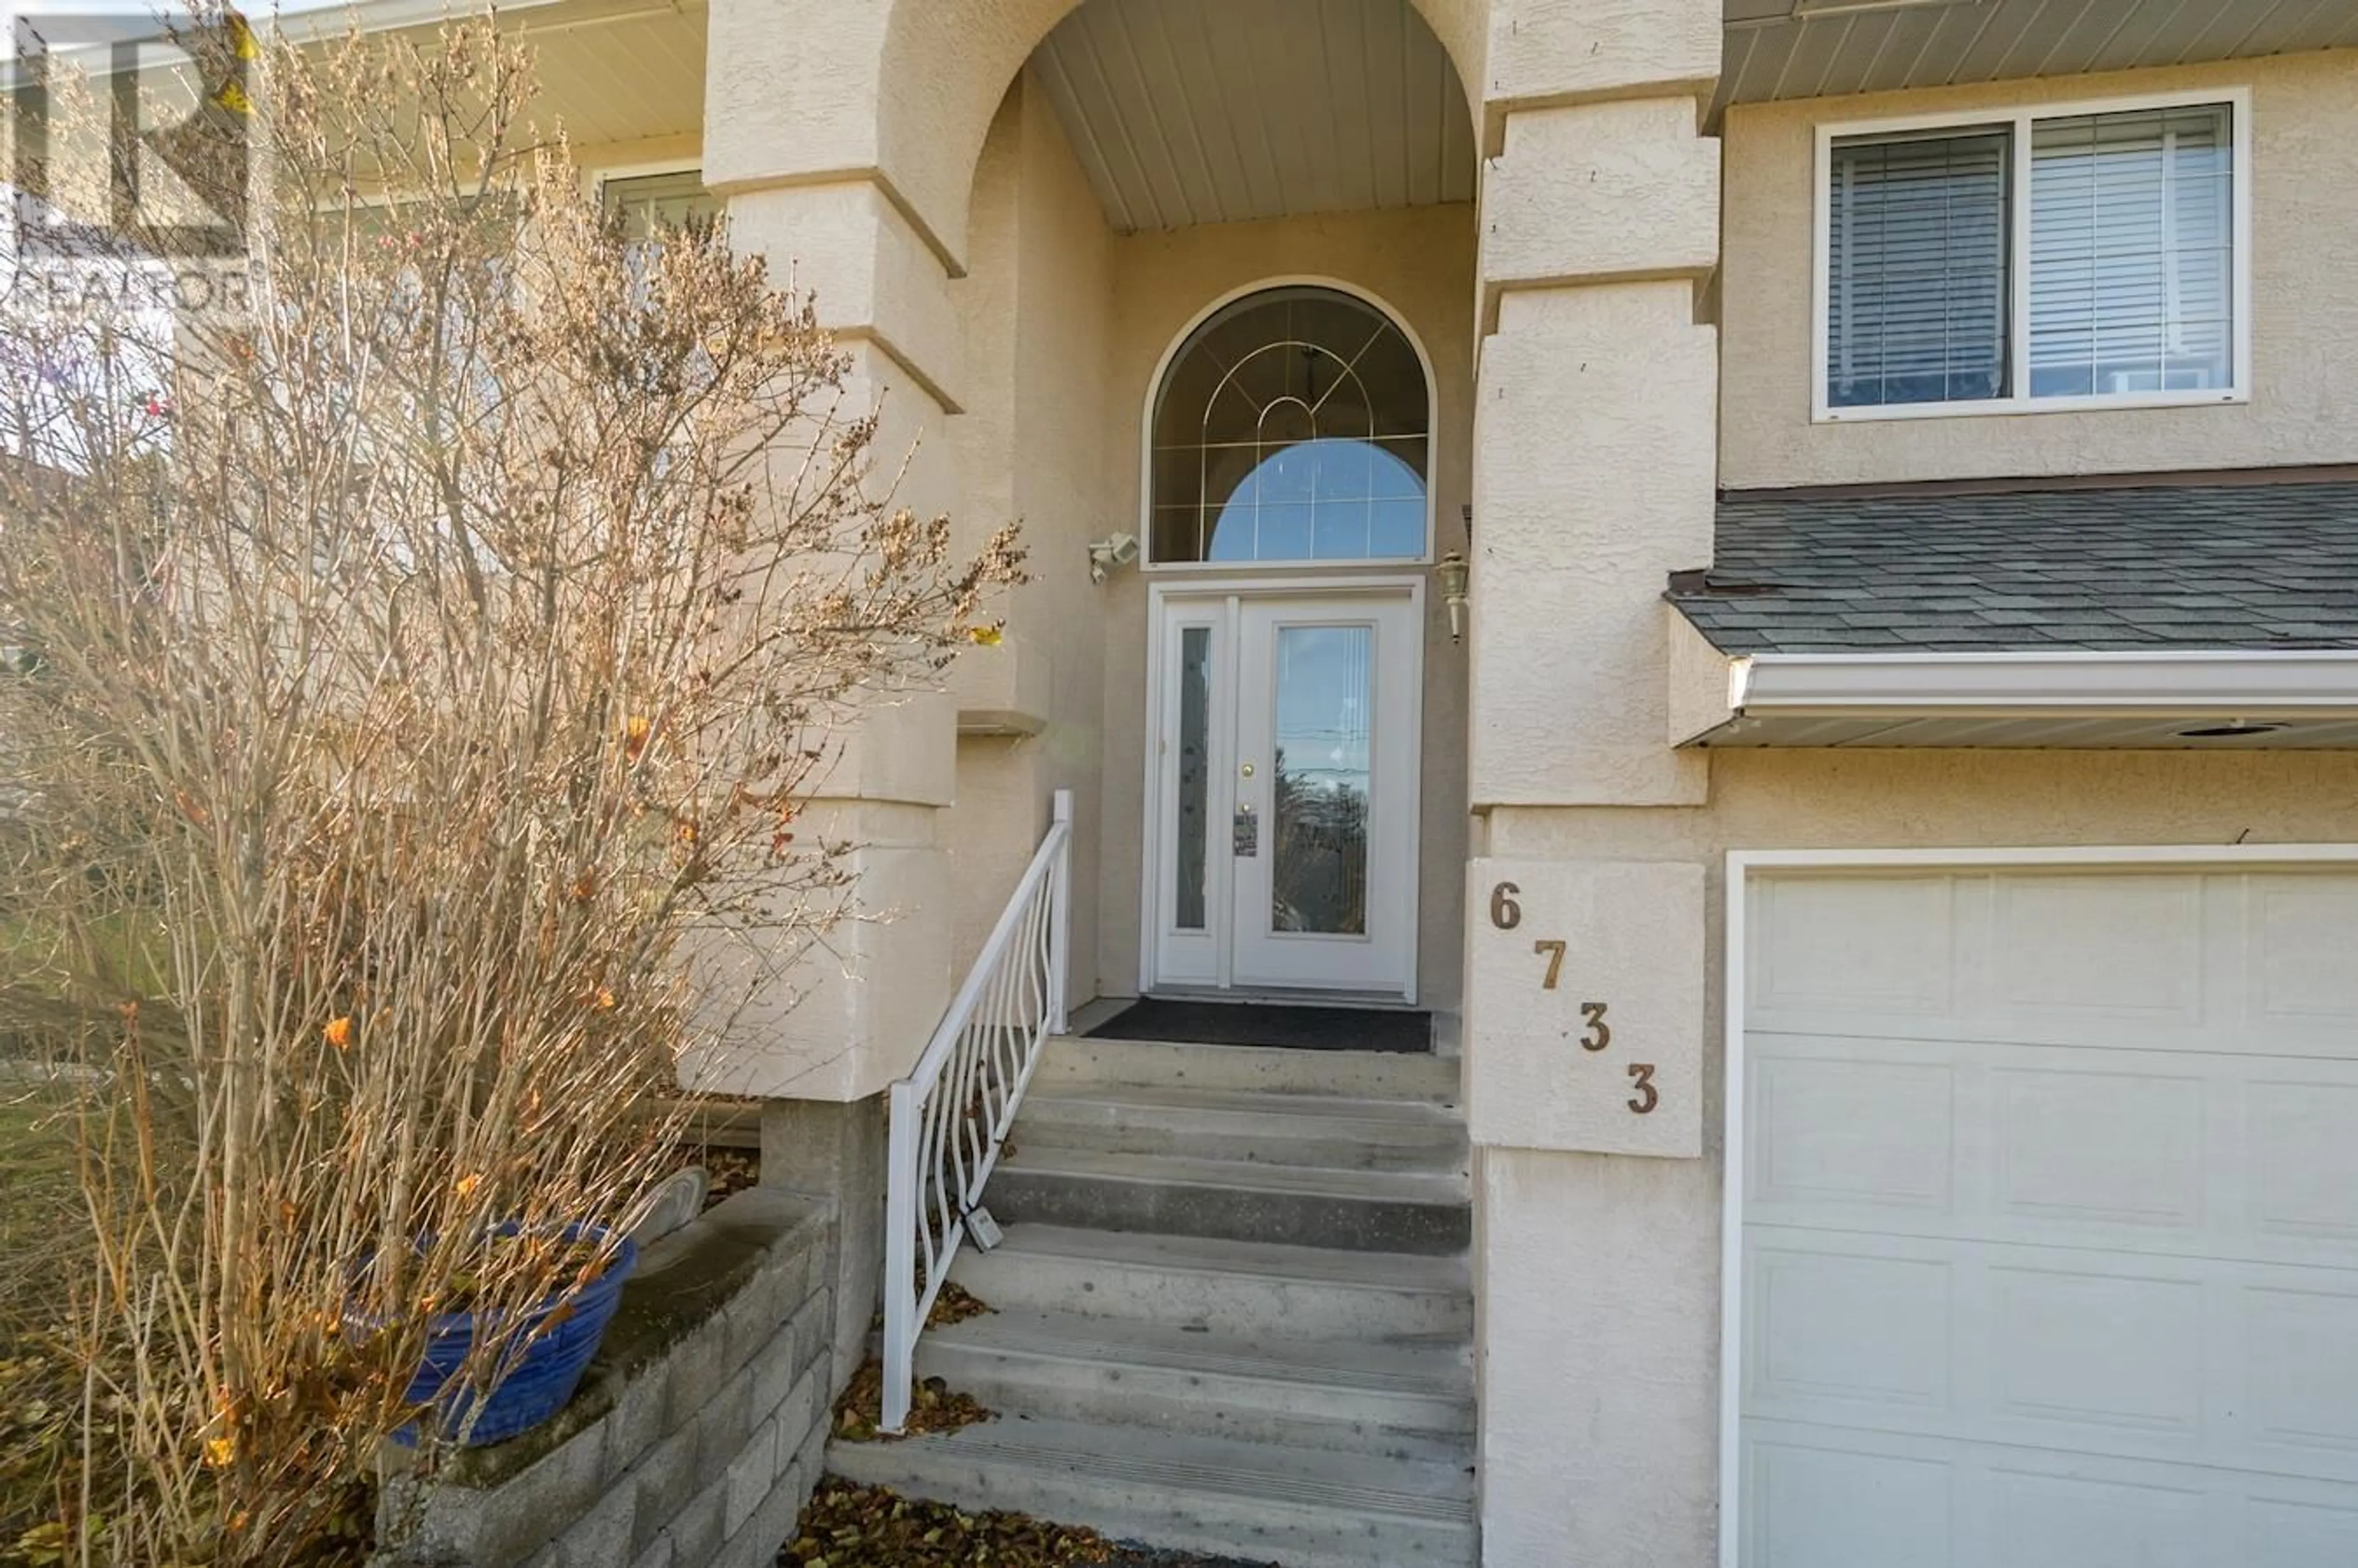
left=1151, top=287, right=1430, bottom=564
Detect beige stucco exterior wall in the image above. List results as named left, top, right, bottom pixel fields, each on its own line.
left=1719, top=49, right=2358, bottom=491
left=1088, top=201, right=1479, bottom=1014
left=940, top=80, right=1115, bottom=1003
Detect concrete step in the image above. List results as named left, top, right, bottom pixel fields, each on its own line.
left=987, top=1147, right=1471, bottom=1256
left=914, top=1309, right=1473, bottom=1459
left=827, top=1416, right=1477, bottom=1568
left=1014, top=1084, right=1469, bottom=1173
left=1039, top=1036, right=1460, bottom=1104
left=949, top=1223, right=1474, bottom=1339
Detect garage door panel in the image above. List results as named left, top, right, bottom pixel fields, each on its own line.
left=1748, top=1244, right=1952, bottom=1413
left=1748, top=1227, right=2358, bottom=1484
left=1748, top=874, right=1964, bottom=1025
left=1986, top=1467, right=2212, bottom=1568
left=1989, top=874, right=2205, bottom=1028
left=2247, top=1493, right=2358, bottom=1564
left=1749, top=1049, right=1956, bottom=1214
left=1746, top=1420, right=2358, bottom=1568
left=1991, top=1065, right=2204, bottom=1229
left=2250, top=878, right=2358, bottom=1034
left=2247, top=1284, right=2358, bottom=1460
left=1743, top=1435, right=1956, bottom=1568
left=2248, top=1079, right=2358, bottom=1243
left=1989, top=1265, right=2206, bottom=1438
left=1748, top=871, right=2358, bottom=1060
left=1748, top=1034, right=2358, bottom=1270
left=1738, top=866, right=2358, bottom=1568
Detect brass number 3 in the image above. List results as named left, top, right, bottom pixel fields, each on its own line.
left=1532, top=939, right=1565, bottom=990
left=1579, top=1001, right=1610, bottom=1052
left=1627, top=1063, right=1658, bottom=1115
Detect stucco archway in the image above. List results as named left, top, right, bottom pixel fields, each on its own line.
left=874, top=0, right=1489, bottom=269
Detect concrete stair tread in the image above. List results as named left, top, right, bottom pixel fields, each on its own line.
left=929, top=1308, right=1471, bottom=1396
left=1043, top=1036, right=1460, bottom=1103
left=996, top=1146, right=1469, bottom=1204
left=1025, top=1083, right=1463, bottom=1124
left=830, top=1414, right=1476, bottom=1523
left=976, top=1222, right=1472, bottom=1294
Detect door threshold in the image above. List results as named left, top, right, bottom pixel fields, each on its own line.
left=1146, top=985, right=1422, bottom=1011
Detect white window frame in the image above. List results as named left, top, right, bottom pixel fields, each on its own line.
left=1137, top=275, right=1439, bottom=572
left=1810, top=87, right=2254, bottom=424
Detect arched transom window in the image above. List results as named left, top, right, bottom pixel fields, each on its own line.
left=1150, top=287, right=1430, bottom=565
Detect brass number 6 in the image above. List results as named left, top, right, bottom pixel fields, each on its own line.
left=1490, top=882, right=1522, bottom=930
left=1627, top=1063, right=1658, bottom=1115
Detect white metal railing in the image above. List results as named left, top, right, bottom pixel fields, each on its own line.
left=879, top=787, right=1072, bottom=1432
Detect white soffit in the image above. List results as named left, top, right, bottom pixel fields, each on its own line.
left=502, top=0, right=709, bottom=150
left=1690, top=649, right=2358, bottom=748
left=1029, top=0, right=1476, bottom=233
left=1719, top=0, right=2358, bottom=109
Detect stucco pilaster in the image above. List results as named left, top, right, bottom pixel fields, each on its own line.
left=1467, top=24, right=1725, bottom=1562
left=1469, top=281, right=1715, bottom=807
left=1482, top=0, right=1720, bottom=115
left=690, top=42, right=975, bottom=1098
left=1478, top=96, right=1721, bottom=296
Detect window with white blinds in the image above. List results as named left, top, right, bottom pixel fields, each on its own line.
left=1817, top=95, right=2246, bottom=419
left=1827, top=129, right=2011, bottom=409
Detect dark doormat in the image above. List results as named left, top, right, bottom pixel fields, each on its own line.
left=1085, top=998, right=1431, bottom=1054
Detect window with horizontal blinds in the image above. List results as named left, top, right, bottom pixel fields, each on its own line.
left=1826, top=128, right=2010, bottom=409
left=1819, top=97, right=2242, bottom=416
left=2027, top=104, right=2235, bottom=398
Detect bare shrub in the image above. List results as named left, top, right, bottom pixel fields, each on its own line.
left=0, top=9, right=1019, bottom=1562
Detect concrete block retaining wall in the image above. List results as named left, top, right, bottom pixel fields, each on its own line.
left=379, top=1188, right=838, bottom=1568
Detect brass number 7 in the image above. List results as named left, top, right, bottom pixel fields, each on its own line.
left=1532, top=939, right=1565, bottom=990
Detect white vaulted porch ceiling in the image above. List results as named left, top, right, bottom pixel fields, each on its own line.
left=1028, top=0, right=1476, bottom=234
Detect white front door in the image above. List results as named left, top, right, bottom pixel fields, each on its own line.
left=1148, top=589, right=1420, bottom=997
left=1733, top=865, right=2358, bottom=1568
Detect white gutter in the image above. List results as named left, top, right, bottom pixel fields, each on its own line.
left=1726, top=648, right=2358, bottom=718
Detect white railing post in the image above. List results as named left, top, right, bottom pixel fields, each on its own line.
left=876, top=790, right=1075, bottom=1434
left=1047, top=788, right=1072, bottom=1036
left=880, top=1077, right=920, bottom=1434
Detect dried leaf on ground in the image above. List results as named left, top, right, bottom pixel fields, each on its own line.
left=830, top=1356, right=994, bottom=1445
left=784, top=1477, right=1116, bottom=1566
left=926, top=1283, right=991, bottom=1329
left=697, top=1148, right=760, bottom=1208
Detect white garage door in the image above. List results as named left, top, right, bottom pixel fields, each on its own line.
left=1735, top=866, right=2358, bottom=1568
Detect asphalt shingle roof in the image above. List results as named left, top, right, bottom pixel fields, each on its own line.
left=1670, top=478, right=2358, bottom=654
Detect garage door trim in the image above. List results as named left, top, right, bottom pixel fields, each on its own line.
left=1718, top=843, right=2358, bottom=1568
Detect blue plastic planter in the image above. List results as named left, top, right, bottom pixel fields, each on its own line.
left=400, top=1224, right=639, bottom=1447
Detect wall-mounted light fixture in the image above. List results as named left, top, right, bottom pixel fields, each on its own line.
left=1435, top=551, right=1469, bottom=644
left=1087, top=532, right=1140, bottom=584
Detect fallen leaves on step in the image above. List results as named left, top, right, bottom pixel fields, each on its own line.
left=926, top=1282, right=992, bottom=1329
left=784, top=1478, right=1285, bottom=1568
left=784, top=1476, right=1116, bottom=1566
left=835, top=1284, right=998, bottom=1443
left=830, top=1357, right=994, bottom=1444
